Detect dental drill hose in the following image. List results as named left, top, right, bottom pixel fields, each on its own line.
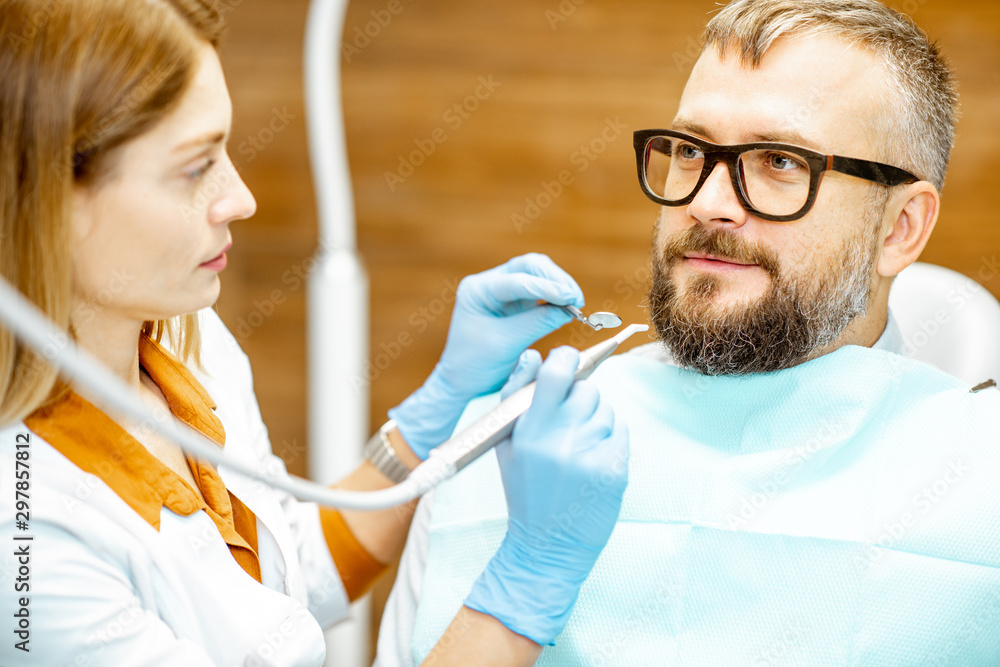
left=0, top=275, right=427, bottom=510
left=0, top=273, right=645, bottom=509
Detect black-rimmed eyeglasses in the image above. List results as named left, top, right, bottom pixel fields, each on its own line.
left=633, top=129, right=919, bottom=222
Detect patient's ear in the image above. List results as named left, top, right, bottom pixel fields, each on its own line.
left=877, top=181, right=940, bottom=278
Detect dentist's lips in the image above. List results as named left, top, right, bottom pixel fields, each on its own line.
left=200, top=242, right=232, bottom=271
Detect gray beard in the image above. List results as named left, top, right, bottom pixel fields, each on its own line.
left=647, top=223, right=880, bottom=376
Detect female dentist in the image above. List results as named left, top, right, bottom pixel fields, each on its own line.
left=0, top=0, right=627, bottom=665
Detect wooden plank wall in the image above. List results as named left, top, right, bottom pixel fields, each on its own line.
left=215, top=0, right=1000, bottom=652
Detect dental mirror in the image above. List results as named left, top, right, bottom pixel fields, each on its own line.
left=561, top=304, right=623, bottom=331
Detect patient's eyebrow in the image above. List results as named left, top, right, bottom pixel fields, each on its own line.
left=746, top=129, right=822, bottom=150
left=669, top=118, right=823, bottom=151
left=669, top=119, right=714, bottom=140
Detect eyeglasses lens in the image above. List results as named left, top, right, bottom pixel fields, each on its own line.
left=643, top=136, right=812, bottom=217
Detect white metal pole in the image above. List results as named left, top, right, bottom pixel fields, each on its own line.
left=304, top=0, right=371, bottom=664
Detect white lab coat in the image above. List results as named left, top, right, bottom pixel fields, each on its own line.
left=0, top=309, right=350, bottom=666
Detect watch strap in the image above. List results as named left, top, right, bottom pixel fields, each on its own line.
left=363, top=419, right=411, bottom=484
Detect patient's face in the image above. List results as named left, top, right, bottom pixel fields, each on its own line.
left=648, top=35, right=891, bottom=375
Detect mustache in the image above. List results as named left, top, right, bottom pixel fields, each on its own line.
left=659, top=225, right=781, bottom=276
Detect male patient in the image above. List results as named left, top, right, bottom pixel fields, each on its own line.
left=378, top=0, right=1000, bottom=664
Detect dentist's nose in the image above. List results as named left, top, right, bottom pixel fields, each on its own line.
left=209, top=156, right=257, bottom=225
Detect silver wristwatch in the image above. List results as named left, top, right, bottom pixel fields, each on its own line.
left=362, top=419, right=411, bottom=484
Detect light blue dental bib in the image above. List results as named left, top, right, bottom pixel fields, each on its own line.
left=411, top=345, right=1000, bottom=666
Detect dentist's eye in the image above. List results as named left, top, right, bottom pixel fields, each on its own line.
left=187, top=159, right=217, bottom=181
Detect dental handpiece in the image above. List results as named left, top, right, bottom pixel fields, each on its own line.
left=405, top=323, right=649, bottom=492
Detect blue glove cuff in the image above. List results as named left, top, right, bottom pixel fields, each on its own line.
left=387, top=367, right=469, bottom=460
left=463, top=535, right=590, bottom=646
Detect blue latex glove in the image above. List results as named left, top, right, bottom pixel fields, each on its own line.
left=464, top=346, right=629, bottom=646
left=388, top=253, right=584, bottom=459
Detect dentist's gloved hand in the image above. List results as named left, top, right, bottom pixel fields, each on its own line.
left=389, top=253, right=584, bottom=460
left=464, top=346, right=629, bottom=646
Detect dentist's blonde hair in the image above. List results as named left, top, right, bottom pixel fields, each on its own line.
left=0, top=0, right=226, bottom=424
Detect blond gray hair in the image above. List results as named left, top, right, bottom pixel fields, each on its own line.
left=703, top=0, right=958, bottom=192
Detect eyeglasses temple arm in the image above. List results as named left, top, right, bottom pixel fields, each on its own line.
left=830, top=155, right=919, bottom=186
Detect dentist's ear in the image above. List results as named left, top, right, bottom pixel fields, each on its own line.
left=70, top=186, right=97, bottom=241
left=877, top=181, right=940, bottom=278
